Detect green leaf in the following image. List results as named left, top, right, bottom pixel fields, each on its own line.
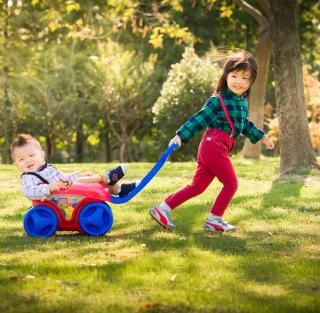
left=66, top=3, right=81, bottom=13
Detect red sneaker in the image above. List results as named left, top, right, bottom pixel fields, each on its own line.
left=204, top=217, right=236, bottom=232
left=150, top=205, right=175, bottom=230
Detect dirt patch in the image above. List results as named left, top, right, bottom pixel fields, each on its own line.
left=279, top=175, right=320, bottom=185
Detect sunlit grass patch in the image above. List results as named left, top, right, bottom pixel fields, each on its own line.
left=1, top=158, right=320, bottom=313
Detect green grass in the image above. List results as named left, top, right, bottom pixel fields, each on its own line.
left=1, top=157, right=320, bottom=313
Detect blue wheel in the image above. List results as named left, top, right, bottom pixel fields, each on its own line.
left=23, top=205, right=58, bottom=237
left=78, top=202, right=113, bottom=236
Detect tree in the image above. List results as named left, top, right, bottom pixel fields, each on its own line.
left=233, top=0, right=320, bottom=159
left=0, top=0, right=27, bottom=163
left=94, top=40, right=154, bottom=162
left=233, top=0, right=271, bottom=158
left=270, top=0, right=318, bottom=173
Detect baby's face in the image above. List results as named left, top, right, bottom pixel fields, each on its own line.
left=13, top=142, right=45, bottom=173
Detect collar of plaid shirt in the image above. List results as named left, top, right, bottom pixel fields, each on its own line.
left=221, top=87, right=246, bottom=101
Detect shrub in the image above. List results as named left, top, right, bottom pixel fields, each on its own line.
left=152, top=47, right=221, bottom=160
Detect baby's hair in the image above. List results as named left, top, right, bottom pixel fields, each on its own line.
left=11, top=133, right=42, bottom=159
left=215, top=50, right=257, bottom=98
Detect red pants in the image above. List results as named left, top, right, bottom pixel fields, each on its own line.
left=165, top=128, right=238, bottom=216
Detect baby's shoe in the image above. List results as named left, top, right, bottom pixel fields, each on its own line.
left=204, top=216, right=236, bottom=232
left=118, top=181, right=139, bottom=197
left=106, top=164, right=127, bottom=185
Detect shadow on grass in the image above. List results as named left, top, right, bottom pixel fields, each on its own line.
left=232, top=172, right=311, bottom=224
left=0, top=289, right=87, bottom=313
left=0, top=230, right=116, bottom=253
left=262, top=180, right=306, bottom=210
left=232, top=287, right=320, bottom=313
left=110, top=226, right=248, bottom=255
left=0, top=280, right=144, bottom=313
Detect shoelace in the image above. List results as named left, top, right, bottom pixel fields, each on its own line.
left=208, top=218, right=230, bottom=226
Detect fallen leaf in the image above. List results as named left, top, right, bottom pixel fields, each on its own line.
left=105, top=252, right=116, bottom=257
left=139, top=301, right=165, bottom=311
left=170, top=274, right=177, bottom=282
left=24, top=275, right=36, bottom=280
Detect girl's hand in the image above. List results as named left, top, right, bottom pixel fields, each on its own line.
left=169, top=135, right=182, bottom=147
left=261, top=135, right=274, bottom=149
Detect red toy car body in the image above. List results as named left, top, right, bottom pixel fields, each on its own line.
left=24, top=183, right=113, bottom=237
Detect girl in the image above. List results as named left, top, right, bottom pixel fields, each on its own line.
left=150, top=50, right=274, bottom=232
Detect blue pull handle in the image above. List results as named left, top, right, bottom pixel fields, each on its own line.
left=110, top=143, right=179, bottom=204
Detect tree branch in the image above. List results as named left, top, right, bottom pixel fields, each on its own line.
left=105, top=103, right=122, bottom=143
left=256, top=0, right=271, bottom=17
left=233, top=0, right=269, bottom=29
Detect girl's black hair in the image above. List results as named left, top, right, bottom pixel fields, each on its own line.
left=215, top=50, right=257, bottom=98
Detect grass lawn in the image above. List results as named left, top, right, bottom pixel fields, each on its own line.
left=0, top=156, right=320, bottom=313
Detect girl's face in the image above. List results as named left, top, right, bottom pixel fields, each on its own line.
left=226, top=70, right=251, bottom=95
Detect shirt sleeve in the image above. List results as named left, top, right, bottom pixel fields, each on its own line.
left=241, top=117, right=264, bottom=144
left=176, top=97, right=219, bottom=143
left=21, top=175, right=50, bottom=200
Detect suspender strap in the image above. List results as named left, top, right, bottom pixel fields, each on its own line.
left=217, top=94, right=235, bottom=137
left=21, top=172, right=50, bottom=184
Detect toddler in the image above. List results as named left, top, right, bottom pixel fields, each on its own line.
left=11, top=133, right=137, bottom=200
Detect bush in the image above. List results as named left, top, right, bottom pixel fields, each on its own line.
left=152, top=47, right=221, bottom=160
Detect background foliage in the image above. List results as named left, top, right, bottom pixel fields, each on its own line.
left=153, top=47, right=221, bottom=160
left=0, top=0, right=319, bottom=163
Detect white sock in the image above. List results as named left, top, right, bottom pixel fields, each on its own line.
left=159, top=202, right=171, bottom=211
left=114, top=185, right=121, bottom=195
left=209, top=213, right=221, bottom=220
left=120, top=164, right=127, bottom=175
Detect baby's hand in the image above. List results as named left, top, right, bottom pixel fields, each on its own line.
left=261, top=135, right=274, bottom=150
left=58, top=180, right=72, bottom=189
left=48, top=182, right=60, bottom=192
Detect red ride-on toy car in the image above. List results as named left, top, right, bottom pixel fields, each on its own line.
left=23, top=183, right=113, bottom=237
left=23, top=143, right=179, bottom=237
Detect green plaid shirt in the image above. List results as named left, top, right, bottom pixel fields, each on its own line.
left=176, top=88, right=264, bottom=144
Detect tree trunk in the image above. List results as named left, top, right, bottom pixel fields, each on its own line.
left=270, top=0, right=317, bottom=173
left=233, top=0, right=271, bottom=159
left=104, top=118, right=111, bottom=162
left=2, top=1, right=13, bottom=163
left=46, top=135, right=54, bottom=161
left=75, top=123, right=84, bottom=162
left=119, top=141, right=126, bottom=163
left=242, top=28, right=271, bottom=158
